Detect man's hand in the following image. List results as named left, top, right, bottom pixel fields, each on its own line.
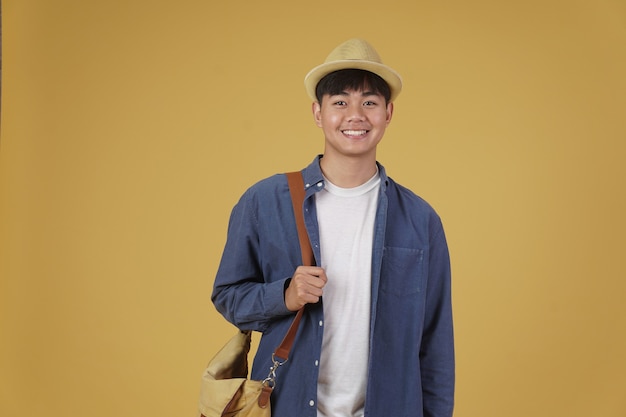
left=284, top=266, right=328, bottom=311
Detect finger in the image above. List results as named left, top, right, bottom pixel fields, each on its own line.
left=296, top=265, right=325, bottom=276
left=315, top=269, right=328, bottom=283
left=295, top=266, right=327, bottom=284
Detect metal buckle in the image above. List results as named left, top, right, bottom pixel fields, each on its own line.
left=262, top=353, right=287, bottom=388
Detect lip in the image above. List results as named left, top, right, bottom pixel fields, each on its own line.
left=341, top=129, right=369, bottom=138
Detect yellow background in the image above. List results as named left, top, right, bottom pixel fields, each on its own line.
left=1, top=0, right=625, bottom=416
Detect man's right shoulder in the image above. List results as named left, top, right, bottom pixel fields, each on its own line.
left=245, top=173, right=287, bottom=193
left=236, top=173, right=289, bottom=206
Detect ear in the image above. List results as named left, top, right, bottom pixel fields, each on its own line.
left=312, top=101, right=323, bottom=127
left=386, top=102, right=394, bottom=125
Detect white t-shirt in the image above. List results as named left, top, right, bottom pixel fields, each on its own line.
left=315, top=171, right=380, bottom=417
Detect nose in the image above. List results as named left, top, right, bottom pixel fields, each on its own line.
left=347, top=105, right=365, bottom=122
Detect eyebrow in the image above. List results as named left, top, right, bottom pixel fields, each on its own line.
left=336, top=90, right=380, bottom=97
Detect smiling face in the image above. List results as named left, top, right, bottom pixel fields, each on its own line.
left=313, top=87, right=393, bottom=163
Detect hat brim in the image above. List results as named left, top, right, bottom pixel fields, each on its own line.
left=304, top=59, right=403, bottom=102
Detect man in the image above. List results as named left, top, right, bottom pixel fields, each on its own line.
left=212, top=38, right=454, bottom=417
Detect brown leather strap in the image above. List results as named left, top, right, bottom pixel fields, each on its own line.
left=286, top=171, right=315, bottom=267
left=273, top=171, right=315, bottom=361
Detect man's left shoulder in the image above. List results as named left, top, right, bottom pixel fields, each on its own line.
left=386, top=177, right=438, bottom=213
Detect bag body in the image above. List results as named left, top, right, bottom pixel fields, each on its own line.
left=198, top=331, right=272, bottom=417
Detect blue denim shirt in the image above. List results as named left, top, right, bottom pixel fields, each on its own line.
left=212, top=156, right=454, bottom=417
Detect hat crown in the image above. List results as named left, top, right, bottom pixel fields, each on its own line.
left=325, top=38, right=383, bottom=64
left=304, top=38, right=402, bottom=102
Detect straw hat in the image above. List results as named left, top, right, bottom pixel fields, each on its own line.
left=304, top=38, right=403, bottom=102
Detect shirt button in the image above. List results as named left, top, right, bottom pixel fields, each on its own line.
left=317, top=182, right=323, bottom=187
left=319, top=320, right=323, bottom=327
left=309, top=400, right=315, bottom=407
left=315, top=360, right=319, bottom=366
left=305, top=183, right=310, bottom=188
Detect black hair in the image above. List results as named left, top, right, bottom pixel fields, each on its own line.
left=315, top=69, right=391, bottom=104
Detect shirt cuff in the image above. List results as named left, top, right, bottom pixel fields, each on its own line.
left=264, top=277, right=293, bottom=317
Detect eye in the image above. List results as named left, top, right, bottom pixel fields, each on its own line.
left=363, top=100, right=378, bottom=106
left=333, top=100, right=347, bottom=106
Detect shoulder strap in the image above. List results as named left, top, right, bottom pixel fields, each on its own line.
left=273, top=171, right=314, bottom=361
left=286, top=171, right=315, bottom=266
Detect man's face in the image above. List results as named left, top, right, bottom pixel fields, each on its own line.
left=312, top=88, right=393, bottom=161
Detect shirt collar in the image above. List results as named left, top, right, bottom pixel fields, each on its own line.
left=301, top=155, right=389, bottom=194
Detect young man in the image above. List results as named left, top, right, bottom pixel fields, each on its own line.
left=212, top=38, right=454, bottom=417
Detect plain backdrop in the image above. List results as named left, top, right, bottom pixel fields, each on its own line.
left=1, top=1, right=625, bottom=416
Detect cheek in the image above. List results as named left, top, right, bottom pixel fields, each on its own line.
left=381, top=109, right=393, bottom=125
left=320, top=113, right=341, bottom=128
left=373, top=113, right=390, bottom=127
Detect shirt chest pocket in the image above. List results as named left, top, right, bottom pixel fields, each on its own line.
left=380, top=247, right=425, bottom=296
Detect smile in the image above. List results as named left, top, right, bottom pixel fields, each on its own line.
left=342, top=129, right=368, bottom=137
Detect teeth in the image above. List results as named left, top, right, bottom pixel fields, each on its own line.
left=343, top=130, right=367, bottom=136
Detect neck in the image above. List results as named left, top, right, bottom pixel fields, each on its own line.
left=320, top=155, right=378, bottom=188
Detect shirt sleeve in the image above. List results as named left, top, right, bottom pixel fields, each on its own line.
left=211, top=188, right=293, bottom=331
left=420, top=217, right=455, bottom=417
